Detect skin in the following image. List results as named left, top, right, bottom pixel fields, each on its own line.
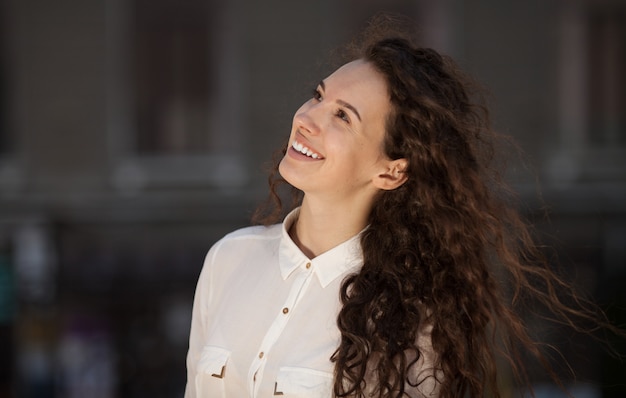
left=278, top=59, right=407, bottom=258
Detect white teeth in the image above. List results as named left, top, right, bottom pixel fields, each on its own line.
left=292, top=140, right=322, bottom=159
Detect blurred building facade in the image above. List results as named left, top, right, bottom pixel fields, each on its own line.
left=0, top=0, right=624, bottom=397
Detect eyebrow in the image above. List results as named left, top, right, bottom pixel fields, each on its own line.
left=319, top=80, right=362, bottom=122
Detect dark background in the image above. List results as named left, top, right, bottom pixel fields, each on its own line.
left=0, top=0, right=625, bottom=397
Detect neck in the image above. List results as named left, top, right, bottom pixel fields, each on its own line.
left=289, top=195, right=372, bottom=258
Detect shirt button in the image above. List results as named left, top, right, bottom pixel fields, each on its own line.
left=305, top=262, right=311, bottom=269
left=282, top=307, right=289, bottom=314
left=259, top=352, right=264, bottom=359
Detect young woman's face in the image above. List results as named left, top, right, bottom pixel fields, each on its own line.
left=279, top=60, right=394, bottom=203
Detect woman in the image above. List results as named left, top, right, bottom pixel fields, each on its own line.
left=185, top=22, right=614, bottom=398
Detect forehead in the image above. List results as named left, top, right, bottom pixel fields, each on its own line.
left=324, top=59, right=390, bottom=122
left=325, top=60, right=387, bottom=95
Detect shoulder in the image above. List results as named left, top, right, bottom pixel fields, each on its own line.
left=205, top=223, right=282, bottom=261
left=219, top=223, right=282, bottom=244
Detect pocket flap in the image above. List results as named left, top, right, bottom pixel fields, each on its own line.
left=198, top=346, right=230, bottom=378
left=275, top=366, right=333, bottom=395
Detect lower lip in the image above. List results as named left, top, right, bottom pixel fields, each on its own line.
left=287, top=146, right=323, bottom=161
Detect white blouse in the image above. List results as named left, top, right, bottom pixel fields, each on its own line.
left=184, top=208, right=364, bottom=397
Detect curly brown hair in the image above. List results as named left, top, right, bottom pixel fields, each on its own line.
left=253, top=17, right=620, bottom=398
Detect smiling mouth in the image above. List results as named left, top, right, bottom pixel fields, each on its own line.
left=292, top=139, right=324, bottom=159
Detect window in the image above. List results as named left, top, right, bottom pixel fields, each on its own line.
left=106, top=0, right=247, bottom=191
left=0, top=2, right=21, bottom=194
left=132, top=0, right=214, bottom=155
left=587, top=5, right=626, bottom=147
left=0, top=3, right=9, bottom=156
left=550, top=1, right=626, bottom=182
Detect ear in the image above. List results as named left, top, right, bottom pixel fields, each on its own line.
left=373, top=158, right=408, bottom=191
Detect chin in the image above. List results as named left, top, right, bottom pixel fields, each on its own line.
left=278, top=158, right=304, bottom=191
left=278, top=157, right=294, bottom=183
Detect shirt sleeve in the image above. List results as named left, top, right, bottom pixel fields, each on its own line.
left=184, top=242, right=220, bottom=398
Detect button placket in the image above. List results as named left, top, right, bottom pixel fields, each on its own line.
left=249, top=262, right=315, bottom=397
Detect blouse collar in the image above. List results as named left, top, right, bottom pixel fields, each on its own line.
left=279, top=207, right=364, bottom=288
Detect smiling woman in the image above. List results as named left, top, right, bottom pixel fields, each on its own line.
left=184, top=16, right=622, bottom=398
left=278, top=59, right=407, bottom=237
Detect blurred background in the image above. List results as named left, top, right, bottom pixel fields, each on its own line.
left=0, top=0, right=624, bottom=397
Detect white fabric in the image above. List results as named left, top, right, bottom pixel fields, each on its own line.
left=184, top=208, right=363, bottom=397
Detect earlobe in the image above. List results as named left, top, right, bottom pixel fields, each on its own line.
left=374, top=159, right=408, bottom=191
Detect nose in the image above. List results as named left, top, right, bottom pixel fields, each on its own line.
left=293, top=103, right=322, bottom=136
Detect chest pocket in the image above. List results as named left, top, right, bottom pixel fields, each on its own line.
left=196, top=346, right=230, bottom=398
left=274, top=367, right=333, bottom=397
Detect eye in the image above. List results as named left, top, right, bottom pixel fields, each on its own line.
left=312, top=88, right=322, bottom=102
left=335, top=109, right=350, bottom=124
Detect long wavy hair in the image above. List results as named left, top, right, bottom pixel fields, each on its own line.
left=253, top=18, right=620, bottom=398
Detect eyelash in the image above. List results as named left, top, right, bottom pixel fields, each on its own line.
left=311, top=89, right=351, bottom=124
left=312, top=88, right=322, bottom=101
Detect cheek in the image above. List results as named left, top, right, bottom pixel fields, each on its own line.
left=348, top=140, right=388, bottom=172
left=356, top=138, right=384, bottom=159
left=334, top=142, right=369, bottom=172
